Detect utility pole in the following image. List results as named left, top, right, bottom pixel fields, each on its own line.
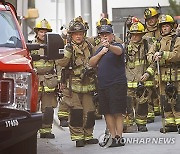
left=17, top=0, right=28, bottom=42
left=81, top=0, right=92, bottom=36
left=65, top=0, right=75, bottom=26
left=56, top=0, right=59, bottom=32
left=102, top=0, right=108, bottom=18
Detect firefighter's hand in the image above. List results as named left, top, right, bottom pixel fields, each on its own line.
left=140, top=73, right=150, bottom=82
left=153, top=52, right=163, bottom=61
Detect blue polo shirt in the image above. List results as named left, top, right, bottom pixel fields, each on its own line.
left=95, top=42, right=127, bottom=89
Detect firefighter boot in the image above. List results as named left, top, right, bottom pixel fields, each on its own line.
left=160, top=126, right=178, bottom=133
left=178, top=125, right=180, bottom=134
left=60, top=119, right=68, bottom=127
left=85, top=138, right=99, bottom=144
left=40, top=132, right=55, bottom=139
left=137, top=125, right=148, bottom=132
left=147, top=117, right=154, bottom=123
left=95, top=114, right=103, bottom=120
left=154, top=111, right=161, bottom=116
left=76, top=139, right=85, bottom=147
left=95, top=108, right=102, bottom=120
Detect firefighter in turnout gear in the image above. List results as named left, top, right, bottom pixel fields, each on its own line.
left=143, top=7, right=161, bottom=121
left=125, top=22, right=153, bottom=132
left=57, top=21, right=91, bottom=126
left=57, top=28, right=70, bottom=127
left=57, top=16, right=98, bottom=147
left=146, top=14, right=180, bottom=133
left=31, top=19, right=60, bottom=138
left=123, top=16, right=140, bottom=132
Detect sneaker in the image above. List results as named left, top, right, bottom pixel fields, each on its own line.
left=60, top=119, right=68, bottom=127
left=178, top=125, right=180, bottom=134
left=115, top=135, right=125, bottom=146
left=85, top=138, right=99, bottom=144
left=76, top=140, right=85, bottom=147
left=109, top=135, right=125, bottom=147
left=137, top=125, right=148, bottom=132
left=40, top=133, right=55, bottom=139
left=109, top=138, right=119, bottom=147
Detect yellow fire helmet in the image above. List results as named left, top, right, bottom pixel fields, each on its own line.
left=34, top=19, right=52, bottom=32
left=129, top=22, right=146, bottom=34
left=144, top=8, right=159, bottom=20
left=96, top=18, right=112, bottom=28
left=158, top=14, right=174, bottom=26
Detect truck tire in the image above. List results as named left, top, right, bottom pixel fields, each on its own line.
left=1, top=133, right=37, bottom=154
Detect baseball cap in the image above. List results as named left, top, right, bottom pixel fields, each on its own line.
left=98, top=25, right=113, bottom=34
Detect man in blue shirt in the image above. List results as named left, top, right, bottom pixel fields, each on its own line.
left=89, top=25, right=127, bottom=147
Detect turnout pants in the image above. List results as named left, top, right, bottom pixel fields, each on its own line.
left=62, top=89, right=96, bottom=141
left=38, top=92, right=58, bottom=134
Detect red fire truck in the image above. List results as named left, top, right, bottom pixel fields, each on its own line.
left=0, top=1, right=64, bottom=153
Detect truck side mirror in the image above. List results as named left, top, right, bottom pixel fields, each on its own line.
left=26, top=33, right=64, bottom=60
left=44, top=33, right=64, bottom=60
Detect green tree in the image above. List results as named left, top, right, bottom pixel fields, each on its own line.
left=169, top=0, right=180, bottom=16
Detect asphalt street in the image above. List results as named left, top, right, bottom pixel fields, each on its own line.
left=37, top=107, right=180, bottom=154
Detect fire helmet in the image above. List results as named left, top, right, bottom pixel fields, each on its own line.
left=34, top=19, right=52, bottom=32
left=129, top=22, right=146, bottom=34
left=68, top=16, right=88, bottom=33
left=96, top=18, right=112, bottom=28
left=144, top=8, right=159, bottom=20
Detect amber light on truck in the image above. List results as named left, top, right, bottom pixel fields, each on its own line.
left=0, top=79, right=14, bottom=105
left=3, top=72, right=32, bottom=111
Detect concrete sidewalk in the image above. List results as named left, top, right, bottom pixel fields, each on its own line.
left=37, top=107, right=180, bottom=154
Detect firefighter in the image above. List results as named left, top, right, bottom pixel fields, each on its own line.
left=145, top=14, right=180, bottom=133
left=31, top=19, right=60, bottom=138
left=125, top=22, right=153, bottom=132
left=57, top=16, right=98, bottom=147
left=57, top=28, right=70, bottom=127
left=123, top=16, right=140, bottom=132
left=57, top=21, right=93, bottom=127
left=124, top=16, right=140, bottom=43
left=143, top=7, right=161, bottom=44
left=176, top=23, right=180, bottom=37
left=143, top=7, right=161, bottom=122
